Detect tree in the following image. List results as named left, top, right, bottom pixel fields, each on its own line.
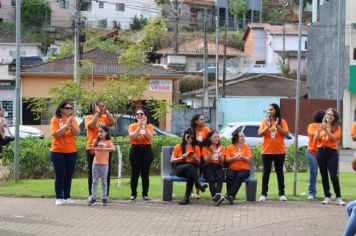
left=21, top=0, right=51, bottom=28
left=130, top=15, right=148, bottom=30
left=47, top=40, right=74, bottom=61
left=230, top=0, right=248, bottom=18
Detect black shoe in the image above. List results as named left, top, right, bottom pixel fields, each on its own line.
left=88, top=198, right=96, bottom=206
left=179, top=198, right=190, bottom=205
left=102, top=199, right=108, bottom=206
left=227, top=195, right=234, bottom=205
left=215, top=194, right=225, bottom=206
left=212, top=193, right=221, bottom=203
left=199, top=183, right=208, bottom=193
left=143, top=196, right=150, bottom=202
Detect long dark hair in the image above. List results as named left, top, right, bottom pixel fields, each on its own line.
left=323, top=108, right=340, bottom=131
left=269, top=103, right=281, bottom=125
left=312, top=109, right=325, bottom=123
left=94, top=125, right=111, bottom=147
left=89, top=101, right=100, bottom=114
left=55, top=101, right=72, bottom=118
left=134, top=108, right=150, bottom=124
left=180, top=128, right=196, bottom=154
left=231, top=131, right=243, bottom=145
left=205, top=130, right=220, bottom=148
left=190, top=114, right=202, bottom=130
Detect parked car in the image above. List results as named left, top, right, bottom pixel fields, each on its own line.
left=77, top=115, right=178, bottom=137
left=8, top=126, right=44, bottom=139
left=219, top=121, right=308, bottom=148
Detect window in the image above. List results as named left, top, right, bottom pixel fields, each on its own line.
left=99, top=1, right=104, bottom=8
left=11, top=0, right=16, bottom=6
left=196, top=62, right=203, bottom=71
left=304, top=41, right=308, bottom=50
left=9, top=50, right=26, bottom=58
left=58, top=0, right=69, bottom=9
left=1, top=101, right=13, bottom=125
left=353, top=48, right=356, bottom=60
left=81, top=2, right=92, bottom=11
left=243, top=126, right=259, bottom=138
left=116, top=3, right=125, bottom=11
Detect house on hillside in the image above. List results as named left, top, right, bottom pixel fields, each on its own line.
left=243, top=23, right=308, bottom=74
left=20, top=48, right=184, bottom=136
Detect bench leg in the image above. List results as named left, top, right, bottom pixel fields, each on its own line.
left=162, top=178, right=173, bottom=201
left=245, top=180, right=257, bottom=201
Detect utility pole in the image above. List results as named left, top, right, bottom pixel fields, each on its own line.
left=251, top=0, right=254, bottom=23
left=202, top=8, right=209, bottom=108
left=283, top=23, right=286, bottom=66
left=74, top=0, right=81, bottom=83
left=173, top=0, right=179, bottom=54
left=215, top=8, right=219, bottom=130
left=222, top=0, right=228, bottom=98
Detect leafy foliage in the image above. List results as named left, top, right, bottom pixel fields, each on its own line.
left=0, top=22, right=15, bottom=33
left=47, top=40, right=74, bottom=61
left=230, top=0, right=248, bottom=18
left=21, top=0, right=51, bottom=28
left=129, top=15, right=148, bottom=30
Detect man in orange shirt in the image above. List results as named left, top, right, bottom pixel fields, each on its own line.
left=85, top=101, right=115, bottom=201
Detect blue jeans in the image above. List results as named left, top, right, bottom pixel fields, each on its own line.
left=344, top=200, right=356, bottom=236
left=50, top=152, right=77, bottom=199
left=306, top=150, right=318, bottom=197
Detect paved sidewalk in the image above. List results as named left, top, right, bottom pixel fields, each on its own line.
left=0, top=197, right=348, bottom=236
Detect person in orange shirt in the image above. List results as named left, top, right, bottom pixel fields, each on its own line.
left=88, top=125, right=115, bottom=206
left=50, top=101, right=80, bottom=206
left=258, top=103, right=289, bottom=202
left=190, top=114, right=211, bottom=199
left=171, top=128, right=208, bottom=205
left=305, top=110, right=325, bottom=200
left=314, top=108, right=345, bottom=205
left=351, top=119, right=356, bottom=142
left=85, top=101, right=115, bottom=201
left=202, top=130, right=226, bottom=206
left=225, top=131, right=252, bottom=205
left=128, top=109, right=154, bottom=202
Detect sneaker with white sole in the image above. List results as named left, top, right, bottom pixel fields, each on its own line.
left=130, top=196, right=136, bottom=203
left=88, top=198, right=96, bottom=206
left=308, top=195, right=316, bottom=200
left=322, top=197, right=331, bottom=205
left=190, top=193, right=197, bottom=199
left=335, top=197, right=346, bottom=206
left=55, top=199, right=63, bottom=206
left=63, top=198, right=75, bottom=205
left=259, top=195, right=267, bottom=202
left=279, top=195, right=288, bottom=201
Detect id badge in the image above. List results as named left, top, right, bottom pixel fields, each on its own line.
left=197, top=135, right=202, bottom=142
left=140, top=129, right=145, bottom=135
left=59, top=122, right=64, bottom=129
left=214, top=155, right=219, bottom=161
left=271, top=132, right=276, bottom=139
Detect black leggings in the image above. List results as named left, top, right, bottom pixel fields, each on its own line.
left=129, top=145, right=153, bottom=197
left=204, top=164, right=225, bottom=197
left=226, top=169, right=250, bottom=199
left=174, top=163, right=199, bottom=198
left=261, top=154, right=285, bottom=196
left=87, top=150, right=112, bottom=196
left=316, top=147, right=341, bottom=198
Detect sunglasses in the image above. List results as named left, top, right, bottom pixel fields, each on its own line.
left=136, top=112, right=145, bottom=116
left=64, top=107, right=73, bottom=110
left=186, top=136, right=194, bottom=139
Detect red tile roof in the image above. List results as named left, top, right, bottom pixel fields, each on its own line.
left=0, top=33, right=41, bottom=45
left=156, top=38, right=246, bottom=57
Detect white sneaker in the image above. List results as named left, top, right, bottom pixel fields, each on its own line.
left=322, top=197, right=331, bottom=205
left=55, top=199, right=63, bottom=206
left=259, top=195, right=267, bottom=202
left=190, top=193, right=197, bottom=199
left=279, top=195, right=288, bottom=201
left=308, top=195, right=315, bottom=200
left=336, top=197, right=346, bottom=206
left=63, top=198, right=75, bottom=205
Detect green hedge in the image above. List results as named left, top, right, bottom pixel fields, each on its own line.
left=1, top=136, right=307, bottom=179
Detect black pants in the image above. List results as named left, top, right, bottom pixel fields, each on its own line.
left=174, top=163, right=199, bottom=198
left=0, top=136, right=14, bottom=158
left=129, top=145, right=153, bottom=197
left=86, top=150, right=112, bottom=196
left=204, top=164, right=225, bottom=197
left=226, top=169, right=250, bottom=199
left=261, top=154, right=285, bottom=196
left=316, top=147, right=341, bottom=198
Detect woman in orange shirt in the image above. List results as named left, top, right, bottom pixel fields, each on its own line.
left=225, top=131, right=252, bottom=205
left=128, top=109, right=154, bottom=202
left=314, top=108, right=345, bottom=205
left=190, top=114, right=211, bottom=198
left=171, top=128, right=207, bottom=205
left=305, top=110, right=325, bottom=200
left=258, top=103, right=289, bottom=202
left=202, top=130, right=226, bottom=206
left=50, top=101, right=80, bottom=206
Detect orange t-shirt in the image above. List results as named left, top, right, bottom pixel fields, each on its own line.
left=202, top=145, right=226, bottom=167
left=93, top=139, right=114, bottom=164
left=258, top=118, right=289, bottom=154
left=226, top=144, right=252, bottom=171
left=172, top=144, right=201, bottom=164
left=307, top=123, right=319, bottom=155
left=316, top=125, right=341, bottom=150
left=128, top=123, right=154, bottom=145
left=50, top=116, right=78, bottom=153
left=85, top=114, right=112, bottom=150
left=195, top=126, right=211, bottom=144
left=351, top=122, right=356, bottom=136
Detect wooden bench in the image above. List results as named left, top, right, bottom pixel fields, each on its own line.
left=161, top=146, right=257, bottom=201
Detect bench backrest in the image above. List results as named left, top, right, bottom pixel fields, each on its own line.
left=161, top=146, right=255, bottom=178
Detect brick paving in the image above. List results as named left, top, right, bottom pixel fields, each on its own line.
left=0, top=197, right=348, bottom=236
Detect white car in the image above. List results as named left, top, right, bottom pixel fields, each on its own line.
left=8, top=126, right=44, bottom=139
left=219, top=121, right=308, bottom=148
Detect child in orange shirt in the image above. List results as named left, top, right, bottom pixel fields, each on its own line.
left=88, top=125, right=115, bottom=206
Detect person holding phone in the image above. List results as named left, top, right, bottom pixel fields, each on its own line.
left=85, top=101, right=116, bottom=202
left=314, top=108, right=345, bottom=205
left=258, top=103, right=289, bottom=202
left=50, top=101, right=80, bottom=206
left=128, top=109, right=154, bottom=202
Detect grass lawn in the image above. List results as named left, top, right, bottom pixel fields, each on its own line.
left=0, top=172, right=355, bottom=201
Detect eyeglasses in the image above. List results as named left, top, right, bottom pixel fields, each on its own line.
left=326, top=113, right=334, bottom=116
left=64, top=107, right=73, bottom=110
left=136, top=112, right=144, bottom=116
left=186, top=136, right=193, bottom=139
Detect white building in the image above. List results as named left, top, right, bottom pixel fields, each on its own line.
left=243, top=23, right=308, bottom=74
left=81, top=0, right=161, bottom=30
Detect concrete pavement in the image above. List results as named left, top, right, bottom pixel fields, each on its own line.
left=0, top=197, right=348, bottom=236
